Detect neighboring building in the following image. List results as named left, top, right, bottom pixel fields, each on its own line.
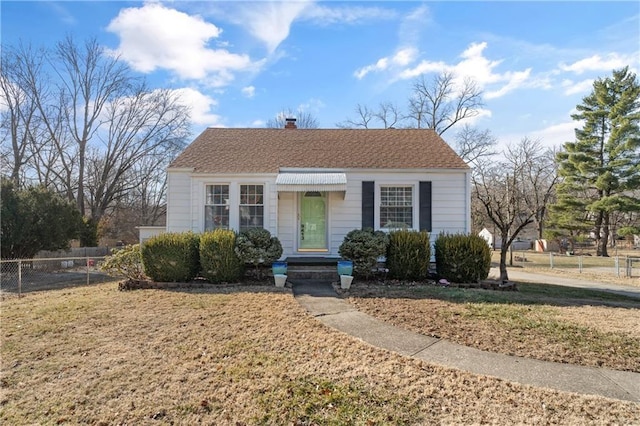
left=479, top=228, right=494, bottom=249
left=165, top=120, right=471, bottom=259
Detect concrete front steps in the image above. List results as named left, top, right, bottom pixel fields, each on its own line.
left=287, top=265, right=338, bottom=281
left=283, top=257, right=341, bottom=281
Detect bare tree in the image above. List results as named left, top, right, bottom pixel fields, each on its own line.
left=85, top=86, right=189, bottom=221
left=2, top=35, right=191, bottom=244
left=0, top=43, right=44, bottom=187
left=337, top=102, right=403, bottom=129
left=453, top=124, right=496, bottom=167
left=49, top=36, right=132, bottom=215
left=339, top=71, right=484, bottom=135
left=408, top=71, right=484, bottom=135
left=337, top=104, right=374, bottom=129
left=473, top=138, right=557, bottom=282
left=515, top=140, right=559, bottom=240
left=373, top=101, right=402, bottom=128
left=266, top=108, right=319, bottom=128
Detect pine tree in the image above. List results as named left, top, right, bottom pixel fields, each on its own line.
left=555, top=67, right=640, bottom=256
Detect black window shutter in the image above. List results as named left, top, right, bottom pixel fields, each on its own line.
left=419, top=181, right=432, bottom=232
left=362, top=181, right=375, bottom=229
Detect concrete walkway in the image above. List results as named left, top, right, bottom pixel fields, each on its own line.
left=291, top=279, right=640, bottom=403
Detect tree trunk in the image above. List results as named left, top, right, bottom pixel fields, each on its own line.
left=594, top=211, right=604, bottom=256
left=499, top=245, right=509, bottom=282
left=601, top=213, right=610, bottom=257
left=499, top=229, right=510, bottom=282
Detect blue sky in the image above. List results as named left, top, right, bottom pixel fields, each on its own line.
left=2, top=1, right=638, bottom=149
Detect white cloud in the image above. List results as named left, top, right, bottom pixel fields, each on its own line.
left=172, top=87, right=223, bottom=127
left=106, top=3, right=257, bottom=85
left=392, top=42, right=531, bottom=99
left=302, top=3, right=396, bottom=25
left=392, top=47, right=418, bottom=66
left=484, top=69, right=531, bottom=99
left=224, top=1, right=394, bottom=54
left=561, top=78, right=594, bottom=96
left=298, top=98, right=325, bottom=113
left=398, top=4, right=430, bottom=46
left=355, top=47, right=418, bottom=79
left=251, top=119, right=266, bottom=127
left=354, top=57, right=390, bottom=79
left=529, top=121, right=577, bottom=148
left=234, top=1, right=312, bottom=53
left=559, top=53, right=631, bottom=75
left=241, top=86, right=256, bottom=98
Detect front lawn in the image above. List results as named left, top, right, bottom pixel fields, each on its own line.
left=343, top=281, right=640, bottom=372
left=1, top=282, right=639, bottom=424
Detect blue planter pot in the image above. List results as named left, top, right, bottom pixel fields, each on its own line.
left=337, top=260, right=353, bottom=276
left=272, top=261, right=287, bottom=275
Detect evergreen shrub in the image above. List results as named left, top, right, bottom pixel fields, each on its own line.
left=141, top=232, right=200, bottom=282
left=200, top=229, right=243, bottom=283
left=235, top=228, right=283, bottom=279
left=338, top=228, right=388, bottom=279
left=435, top=233, right=491, bottom=283
left=386, top=230, right=431, bottom=281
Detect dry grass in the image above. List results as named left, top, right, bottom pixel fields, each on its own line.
left=1, top=281, right=639, bottom=425
left=342, top=281, right=640, bottom=373
left=493, top=250, right=640, bottom=287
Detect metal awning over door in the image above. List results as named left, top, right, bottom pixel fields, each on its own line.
left=275, top=172, right=347, bottom=193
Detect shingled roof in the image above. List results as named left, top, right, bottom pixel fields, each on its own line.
left=169, top=128, right=469, bottom=173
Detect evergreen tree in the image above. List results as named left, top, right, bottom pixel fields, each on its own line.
left=555, top=67, right=640, bottom=256
left=1, top=180, right=83, bottom=259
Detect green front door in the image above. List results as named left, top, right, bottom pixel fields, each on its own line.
left=299, top=192, right=327, bottom=251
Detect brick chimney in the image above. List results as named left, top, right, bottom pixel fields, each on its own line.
left=284, top=118, right=297, bottom=129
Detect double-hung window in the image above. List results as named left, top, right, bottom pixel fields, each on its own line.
left=380, top=186, right=413, bottom=229
left=205, top=184, right=229, bottom=230
left=239, top=184, right=264, bottom=231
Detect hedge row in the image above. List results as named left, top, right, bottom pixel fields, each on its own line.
left=117, top=229, right=490, bottom=284
left=140, top=229, right=282, bottom=283
left=339, top=229, right=491, bottom=283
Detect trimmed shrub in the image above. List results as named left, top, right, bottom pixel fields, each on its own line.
left=101, top=244, right=146, bottom=281
left=235, top=228, right=283, bottom=279
left=386, top=230, right=431, bottom=281
left=200, top=229, right=243, bottom=283
left=141, top=232, right=200, bottom=282
left=338, top=228, right=388, bottom=279
left=435, top=233, right=491, bottom=283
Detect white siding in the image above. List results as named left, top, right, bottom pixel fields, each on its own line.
left=277, top=192, right=295, bottom=255
left=178, top=174, right=279, bottom=235
left=166, top=170, right=192, bottom=232
left=165, top=168, right=470, bottom=258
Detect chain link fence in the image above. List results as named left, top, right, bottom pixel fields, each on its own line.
left=507, top=251, right=640, bottom=278
left=0, top=256, right=114, bottom=296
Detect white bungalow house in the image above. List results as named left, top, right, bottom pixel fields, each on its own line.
left=165, top=120, right=471, bottom=259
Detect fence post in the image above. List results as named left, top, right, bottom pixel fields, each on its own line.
left=18, top=259, right=22, bottom=296
left=86, top=257, right=90, bottom=286
left=550, top=252, right=554, bottom=269
left=578, top=256, right=583, bottom=273
left=615, top=256, right=619, bottom=277
left=626, top=257, right=632, bottom=278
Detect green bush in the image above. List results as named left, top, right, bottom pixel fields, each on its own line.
left=235, top=228, right=283, bottom=279
left=386, top=230, right=431, bottom=281
left=141, top=232, right=200, bottom=282
left=200, top=229, right=243, bottom=283
left=435, top=233, right=491, bottom=283
left=338, top=228, right=388, bottom=279
left=101, top=244, right=146, bottom=281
